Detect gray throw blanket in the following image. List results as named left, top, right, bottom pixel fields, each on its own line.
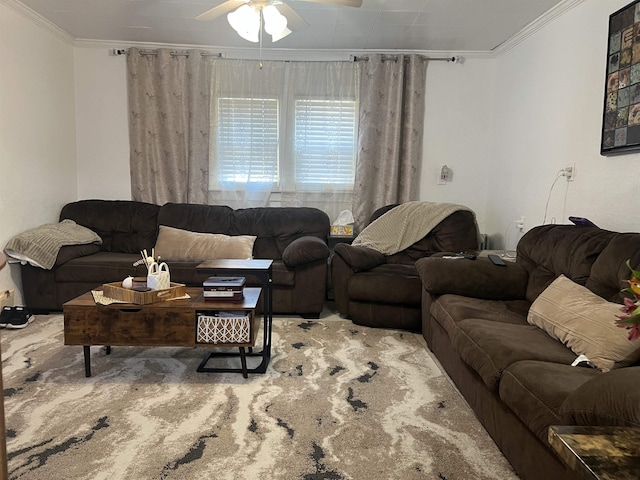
left=352, top=201, right=476, bottom=255
left=4, top=219, right=102, bottom=269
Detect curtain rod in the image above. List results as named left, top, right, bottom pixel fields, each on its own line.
left=110, top=49, right=463, bottom=63
left=353, top=55, right=463, bottom=64
left=110, top=49, right=222, bottom=58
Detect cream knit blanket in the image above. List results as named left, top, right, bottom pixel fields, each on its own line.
left=4, top=219, right=102, bottom=269
left=352, top=201, right=476, bottom=255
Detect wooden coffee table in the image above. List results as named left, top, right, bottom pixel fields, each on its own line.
left=63, top=287, right=263, bottom=378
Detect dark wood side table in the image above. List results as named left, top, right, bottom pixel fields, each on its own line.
left=549, top=425, right=640, bottom=480
left=196, top=259, right=273, bottom=375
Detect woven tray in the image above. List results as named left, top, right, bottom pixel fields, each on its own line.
left=102, top=282, right=186, bottom=305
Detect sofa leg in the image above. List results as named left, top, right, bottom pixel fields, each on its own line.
left=300, top=313, right=320, bottom=319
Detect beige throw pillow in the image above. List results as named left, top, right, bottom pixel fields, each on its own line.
left=527, top=275, right=640, bottom=371
left=154, top=226, right=255, bottom=261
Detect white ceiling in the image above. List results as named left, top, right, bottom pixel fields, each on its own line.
left=17, top=0, right=566, bottom=52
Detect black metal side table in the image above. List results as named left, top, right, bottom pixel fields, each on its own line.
left=196, top=259, right=273, bottom=375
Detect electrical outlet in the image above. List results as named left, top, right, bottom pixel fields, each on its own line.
left=563, top=164, right=575, bottom=182
left=515, top=216, right=525, bottom=231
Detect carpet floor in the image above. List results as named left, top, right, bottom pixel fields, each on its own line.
left=1, top=310, right=518, bottom=480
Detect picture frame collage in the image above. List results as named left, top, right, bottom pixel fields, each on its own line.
left=602, top=0, right=640, bottom=155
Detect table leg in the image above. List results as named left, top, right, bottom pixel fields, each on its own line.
left=83, top=346, right=91, bottom=377
left=239, top=347, right=248, bottom=378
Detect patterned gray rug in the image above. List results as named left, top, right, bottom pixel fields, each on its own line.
left=1, top=313, right=518, bottom=480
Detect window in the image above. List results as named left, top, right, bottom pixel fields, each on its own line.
left=294, top=99, right=357, bottom=188
left=209, top=59, right=360, bottom=218
left=216, top=97, right=279, bottom=184
left=215, top=96, right=357, bottom=190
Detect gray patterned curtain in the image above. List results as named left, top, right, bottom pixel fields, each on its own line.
left=353, top=54, right=427, bottom=230
left=127, top=48, right=211, bottom=205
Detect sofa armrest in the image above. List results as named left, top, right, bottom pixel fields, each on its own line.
left=560, top=367, right=640, bottom=427
left=333, top=243, right=386, bottom=272
left=415, top=256, right=529, bottom=300
left=282, top=236, right=330, bottom=268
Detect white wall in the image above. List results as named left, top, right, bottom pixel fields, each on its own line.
left=0, top=1, right=77, bottom=303
left=420, top=58, right=495, bottom=235
left=485, top=0, right=640, bottom=248
left=75, top=47, right=130, bottom=199
left=5, top=0, right=637, bottom=300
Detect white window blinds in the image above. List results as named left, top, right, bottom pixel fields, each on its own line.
left=294, top=99, right=356, bottom=187
left=216, top=97, right=279, bottom=184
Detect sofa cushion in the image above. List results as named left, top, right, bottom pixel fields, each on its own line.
left=586, top=233, right=640, bottom=302
left=60, top=200, right=160, bottom=254
left=55, top=243, right=102, bottom=266
left=154, top=226, right=256, bottom=261
left=431, top=295, right=530, bottom=340
left=55, top=252, right=143, bottom=283
left=347, top=264, right=421, bottom=305
left=515, top=225, right=617, bottom=303
left=560, top=367, right=640, bottom=427
left=452, top=319, right=577, bottom=391
left=499, top=361, right=599, bottom=443
left=527, top=275, right=640, bottom=371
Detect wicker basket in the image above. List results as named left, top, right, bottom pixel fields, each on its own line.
left=196, top=311, right=254, bottom=344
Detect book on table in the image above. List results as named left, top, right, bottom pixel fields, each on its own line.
left=203, top=276, right=246, bottom=302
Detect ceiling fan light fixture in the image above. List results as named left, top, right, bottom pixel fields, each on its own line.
left=270, top=27, right=292, bottom=42
left=262, top=5, right=288, bottom=37
left=227, top=4, right=260, bottom=42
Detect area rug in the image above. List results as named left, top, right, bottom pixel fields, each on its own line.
left=1, top=313, right=518, bottom=480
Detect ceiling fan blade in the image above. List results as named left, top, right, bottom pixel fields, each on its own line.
left=292, top=0, right=362, bottom=7
left=274, top=3, right=309, bottom=31
left=195, top=0, right=247, bottom=21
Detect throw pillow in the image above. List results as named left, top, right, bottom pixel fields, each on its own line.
left=527, top=274, right=640, bottom=371
left=154, top=226, right=256, bottom=261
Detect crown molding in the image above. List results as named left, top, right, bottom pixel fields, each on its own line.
left=493, top=0, right=586, bottom=56
left=0, top=0, right=74, bottom=45
left=7, top=0, right=579, bottom=61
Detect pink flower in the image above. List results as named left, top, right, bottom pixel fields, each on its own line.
left=629, top=324, right=640, bottom=341
left=620, top=297, right=638, bottom=315
left=613, top=262, right=640, bottom=341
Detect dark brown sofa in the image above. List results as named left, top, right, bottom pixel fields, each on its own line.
left=20, top=200, right=330, bottom=317
left=416, top=224, right=640, bottom=480
left=331, top=204, right=480, bottom=331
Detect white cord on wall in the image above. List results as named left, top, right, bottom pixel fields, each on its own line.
left=542, top=170, right=564, bottom=225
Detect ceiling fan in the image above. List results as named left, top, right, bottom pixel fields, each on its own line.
left=195, top=0, right=363, bottom=43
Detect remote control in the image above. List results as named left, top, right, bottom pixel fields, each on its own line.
left=457, top=252, right=477, bottom=260
left=488, top=254, right=506, bottom=266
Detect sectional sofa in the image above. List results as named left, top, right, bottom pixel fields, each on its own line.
left=18, top=200, right=331, bottom=317
left=416, top=224, right=640, bottom=480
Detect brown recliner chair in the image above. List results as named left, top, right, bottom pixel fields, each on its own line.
left=331, top=203, right=480, bottom=331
